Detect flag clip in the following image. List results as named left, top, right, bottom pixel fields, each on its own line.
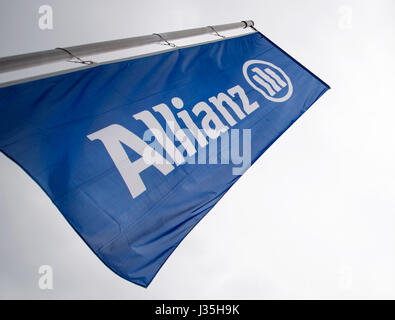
left=208, top=26, right=225, bottom=39
left=55, top=47, right=95, bottom=65
left=153, top=33, right=177, bottom=48
left=242, top=20, right=263, bottom=38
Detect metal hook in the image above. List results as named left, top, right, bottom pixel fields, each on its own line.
left=153, top=33, right=177, bottom=48
left=55, top=47, right=95, bottom=65
left=249, top=25, right=260, bottom=33
left=242, top=21, right=264, bottom=38
left=207, top=26, right=225, bottom=39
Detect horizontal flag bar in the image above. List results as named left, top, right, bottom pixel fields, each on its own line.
left=0, top=33, right=255, bottom=89
left=0, top=20, right=255, bottom=73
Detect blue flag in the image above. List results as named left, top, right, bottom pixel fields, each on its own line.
left=0, top=32, right=329, bottom=287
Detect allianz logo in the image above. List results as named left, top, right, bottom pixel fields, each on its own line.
left=87, top=60, right=293, bottom=199
left=243, top=60, right=293, bottom=102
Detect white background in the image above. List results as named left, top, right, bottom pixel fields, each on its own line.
left=0, top=0, right=394, bottom=299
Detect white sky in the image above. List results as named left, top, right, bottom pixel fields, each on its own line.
left=0, top=0, right=394, bottom=299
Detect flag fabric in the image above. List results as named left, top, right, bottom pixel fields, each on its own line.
left=0, top=32, right=329, bottom=287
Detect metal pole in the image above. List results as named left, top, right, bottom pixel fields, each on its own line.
left=0, top=20, right=255, bottom=73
